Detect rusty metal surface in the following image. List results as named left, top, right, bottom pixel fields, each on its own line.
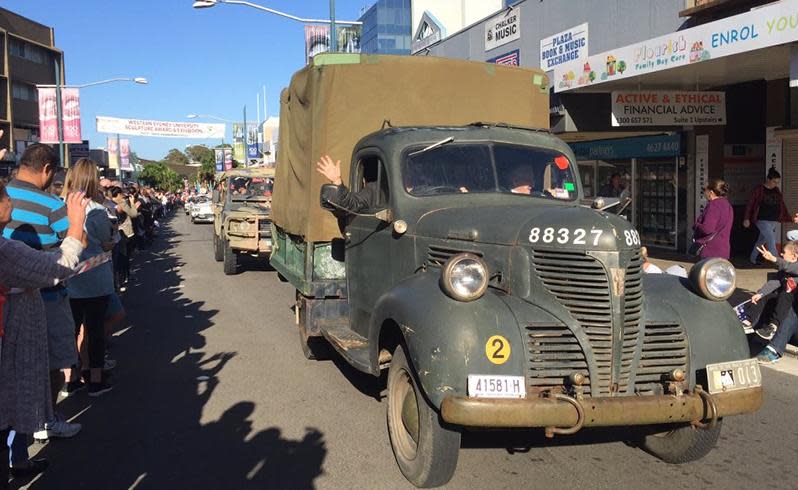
left=440, top=387, right=763, bottom=428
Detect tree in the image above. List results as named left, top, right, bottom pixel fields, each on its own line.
left=139, top=162, right=184, bottom=192
left=164, top=148, right=189, bottom=166
left=186, top=145, right=214, bottom=166
left=197, top=160, right=216, bottom=185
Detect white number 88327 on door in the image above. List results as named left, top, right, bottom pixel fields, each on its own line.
left=528, top=227, right=603, bottom=246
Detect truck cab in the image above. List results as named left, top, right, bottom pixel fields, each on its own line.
left=272, top=124, right=762, bottom=487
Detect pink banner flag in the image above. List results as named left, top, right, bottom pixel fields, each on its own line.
left=120, top=138, right=132, bottom=171
left=37, top=88, right=59, bottom=143
left=61, top=88, right=82, bottom=144
left=107, top=137, right=119, bottom=169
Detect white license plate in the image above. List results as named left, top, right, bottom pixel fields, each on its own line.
left=467, top=375, right=526, bottom=399
left=706, top=359, right=762, bottom=394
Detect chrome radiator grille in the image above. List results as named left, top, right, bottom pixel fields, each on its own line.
left=531, top=249, right=643, bottom=396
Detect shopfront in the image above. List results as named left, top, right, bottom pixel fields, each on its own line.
left=570, top=134, right=685, bottom=249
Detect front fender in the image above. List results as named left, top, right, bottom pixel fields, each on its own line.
left=370, top=272, right=560, bottom=408
left=644, top=274, right=749, bottom=382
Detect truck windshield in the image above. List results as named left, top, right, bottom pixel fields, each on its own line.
left=229, top=176, right=274, bottom=201
left=403, top=143, right=577, bottom=201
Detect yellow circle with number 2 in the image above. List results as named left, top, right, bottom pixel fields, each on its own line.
left=485, top=335, right=510, bottom=365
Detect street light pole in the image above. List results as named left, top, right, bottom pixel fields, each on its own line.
left=329, top=0, right=337, bottom=52
left=192, top=0, right=361, bottom=25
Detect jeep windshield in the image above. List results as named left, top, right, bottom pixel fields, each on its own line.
left=228, top=176, right=274, bottom=201
left=402, top=143, right=577, bottom=201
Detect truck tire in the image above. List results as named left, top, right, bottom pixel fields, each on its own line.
left=213, top=233, right=223, bottom=262
left=223, top=239, right=238, bottom=275
left=387, top=344, right=460, bottom=488
left=641, top=420, right=723, bottom=464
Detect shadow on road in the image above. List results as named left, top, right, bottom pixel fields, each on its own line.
left=21, top=217, right=326, bottom=490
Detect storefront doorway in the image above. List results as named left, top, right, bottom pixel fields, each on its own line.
left=571, top=134, right=683, bottom=250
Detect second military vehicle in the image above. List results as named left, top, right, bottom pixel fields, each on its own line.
left=269, top=54, right=762, bottom=488
left=212, top=167, right=275, bottom=275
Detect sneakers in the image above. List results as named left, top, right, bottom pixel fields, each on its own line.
left=756, top=323, right=778, bottom=341
left=88, top=380, right=114, bottom=397
left=33, top=413, right=82, bottom=442
left=756, top=346, right=781, bottom=364
left=59, top=380, right=86, bottom=398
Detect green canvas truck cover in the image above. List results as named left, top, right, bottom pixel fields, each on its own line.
left=272, top=53, right=550, bottom=243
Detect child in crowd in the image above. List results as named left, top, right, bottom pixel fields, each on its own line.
left=641, top=246, right=663, bottom=274
left=749, top=241, right=798, bottom=341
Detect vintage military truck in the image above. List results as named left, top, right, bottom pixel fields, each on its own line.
left=269, top=54, right=762, bottom=488
left=212, top=167, right=275, bottom=275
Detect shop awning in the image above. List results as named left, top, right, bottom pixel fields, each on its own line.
left=554, top=0, right=798, bottom=93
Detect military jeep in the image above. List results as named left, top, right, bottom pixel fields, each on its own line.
left=212, top=167, right=274, bottom=275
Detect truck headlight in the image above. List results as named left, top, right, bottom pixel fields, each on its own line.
left=689, top=258, right=736, bottom=301
left=441, top=253, right=488, bottom=301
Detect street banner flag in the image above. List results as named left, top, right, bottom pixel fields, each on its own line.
left=61, top=88, right=82, bottom=143
left=304, top=25, right=361, bottom=64
left=37, top=88, right=59, bottom=144
left=224, top=148, right=233, bottom=170
left=107, top=137, right=119, bottom=169
left=214, top=149, right=224, bottom=172
left=233, top=124, right=246, bottom=163
left=247, top=123, right=259, bottom=160
left=120, top=138, right=133, bottom=171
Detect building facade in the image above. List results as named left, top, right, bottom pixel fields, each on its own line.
left=0, top=8, right=64, bottom=176
left=359, top=0, right=412, bottom=55
left=410, top=0, right=503, bottom=54
left=421, top=0, right=798, bottom=256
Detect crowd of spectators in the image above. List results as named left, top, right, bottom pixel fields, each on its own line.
left=0, top=144, right=177, bottom=488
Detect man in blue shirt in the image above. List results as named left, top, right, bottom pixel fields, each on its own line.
left=3, top=144, right=81, bottom=477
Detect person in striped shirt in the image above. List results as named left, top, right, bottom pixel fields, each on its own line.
left=3, top=144, right=81, bottom=477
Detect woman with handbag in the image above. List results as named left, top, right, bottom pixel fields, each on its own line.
left=692, top=179, right=733, bottom=260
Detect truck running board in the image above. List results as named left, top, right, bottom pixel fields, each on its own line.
left=321, top=326, right=372, bottom=373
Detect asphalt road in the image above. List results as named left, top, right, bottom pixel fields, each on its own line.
left=18, top=214, right=798, bottom=489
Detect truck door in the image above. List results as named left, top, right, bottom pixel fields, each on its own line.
left=346, top=152, right=394, bottom=337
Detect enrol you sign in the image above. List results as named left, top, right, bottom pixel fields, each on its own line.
left=611, top=91, right=726, bottom=126
left=485, top=8, right=520, bottom=52
left=540, top=23, right=589, bottom=71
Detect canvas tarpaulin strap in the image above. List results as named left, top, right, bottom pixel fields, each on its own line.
left=272, top=53, right=550, bottom=243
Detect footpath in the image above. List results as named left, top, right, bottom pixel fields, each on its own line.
left=649, top=251, right=798, bottom=361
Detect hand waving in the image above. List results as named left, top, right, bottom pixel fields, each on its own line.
left=315, top=155, right=342, bottom=185
left=756, top=244, right=777, bottom=263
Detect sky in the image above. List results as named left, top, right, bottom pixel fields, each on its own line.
left=4, top=0, right=370, bottom=160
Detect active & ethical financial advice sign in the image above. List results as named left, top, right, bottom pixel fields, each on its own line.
left=611, top=91, right=726, bottom=126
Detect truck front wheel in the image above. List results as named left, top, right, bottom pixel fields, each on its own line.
left=387, top=344, right=460, bottom=488
left=641, top=420, right=723, bottom=464
left=223, top=239, right=238, bottom=275
left=213, top=233, right=223, bottom=262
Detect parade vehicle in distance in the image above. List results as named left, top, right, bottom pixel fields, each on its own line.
left=269, top=54, right=763, bottom=488
left=190, top=196, right=214, bottom=224
left=212, top=167, right=275, bottom=275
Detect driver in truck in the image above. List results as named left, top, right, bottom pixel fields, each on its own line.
left=316, top=154, right=379, bottom=213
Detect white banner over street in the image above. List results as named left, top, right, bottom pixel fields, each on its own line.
left=611, top=91, right=726, bottom=126
left=96, top=116, right=225, bottom=139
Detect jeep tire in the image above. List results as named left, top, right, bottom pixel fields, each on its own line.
left=641, top=419, right=723, bottom=464
left=223, top=239, right=238, bottom=275
left=387, top=344, right=460, bottom=488
left=213, top=233, right=223, bottom=262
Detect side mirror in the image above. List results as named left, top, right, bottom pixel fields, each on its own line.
left=320, top=183, right=338, bottom=211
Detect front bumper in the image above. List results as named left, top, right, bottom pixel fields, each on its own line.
left=441, top=387, right=762, bottom=429
left=227, top=235, right=272, bottom=254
